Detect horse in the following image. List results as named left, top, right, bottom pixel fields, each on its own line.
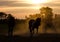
left=29, top=18, right=41, bottom=35
left=7, top=14, right=15, bottom=37
left=29, top=19, right=35, bottom=35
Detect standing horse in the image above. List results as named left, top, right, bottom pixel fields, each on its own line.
left=29, top=19, right=35, bottom=35
left=7, top=14, right=15, bottom=37
left=29, top=18, right=41, bottom=35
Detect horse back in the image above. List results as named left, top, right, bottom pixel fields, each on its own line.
left=35, top=18, right=41, bottom=26
left=29, top=19, right=35, bottom=27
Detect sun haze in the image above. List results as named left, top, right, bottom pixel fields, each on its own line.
left=30, top=0, right=48, bottom=4
left=0, top=0, right=60, bottom=19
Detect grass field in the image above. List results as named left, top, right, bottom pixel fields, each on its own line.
left=0, top=33, right=60, bottom=42
left=0, top=20, right=60, bottom=42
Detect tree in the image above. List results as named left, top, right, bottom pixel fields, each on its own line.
left=40, top=7, right=53, bottom=29
left=40, top=7, right=53, bottom=19
left=40, top=7, right=53, bottom=21
left=0, top=12, right=7, bottom=16
left=0, top=12, right=7, bottom=19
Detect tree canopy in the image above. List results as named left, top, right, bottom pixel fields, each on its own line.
left=40, top=7, right=53, bottom=20
left=0, top=12, right=7, bottom=17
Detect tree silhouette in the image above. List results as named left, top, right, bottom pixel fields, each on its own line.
left=40, top=7, right=53, bottom=19
left=0, top=12, right=7, bottom=18
left=0, top=12, right=8, bottom=25
left=40, top=7, right=54, bottom=32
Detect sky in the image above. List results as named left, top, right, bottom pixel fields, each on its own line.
left=0, top=0, right=60, bottom=19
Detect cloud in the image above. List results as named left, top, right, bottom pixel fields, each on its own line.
left=0, top=0, right=60, bottom=19
left=41, top=2, right=60, bottom=7
left=0, top=1, right=36, bottom=7
left=0, top=0, right=60, bottom=7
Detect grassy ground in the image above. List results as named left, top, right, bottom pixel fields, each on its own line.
left=0, top=22, right=60, bottom=36
left=13, top=22, right=60, bottom=36
left=0, top=33, right=60, bottom=42
left=0, top=21, right=60, bottom=42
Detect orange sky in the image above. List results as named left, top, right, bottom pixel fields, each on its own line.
left=0, top=0, right=60, bottom=19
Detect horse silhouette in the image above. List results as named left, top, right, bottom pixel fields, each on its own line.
left=7, top=14, right=15, bottom=37
left=29, top=18, right=41, bottom=35
left=29, top=19, right=35, bottom=35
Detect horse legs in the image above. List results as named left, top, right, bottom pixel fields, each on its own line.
left=32, top=28, right=34, bottom=35
left=36, top=27, right=38, bottom=34
left=29, top=27, right=32, bottom=35
left=8, top=27, right=13, bottom=37
left=8, top=26, right=14, bottom=42
left=29, top=27, right=34, bottom=36
left=29, top=28, right=34, bottom=36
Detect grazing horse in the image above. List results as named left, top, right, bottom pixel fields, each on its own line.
left=29, top=18, right=41, bottom=35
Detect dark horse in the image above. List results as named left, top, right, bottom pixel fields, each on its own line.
left=7, top=14, right=15, bottom=37
left=29, top=18, right=41, bottom=35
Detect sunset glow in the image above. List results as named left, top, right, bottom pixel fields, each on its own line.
left=0, top=0, right=60, bottom=19
left=31, top=0, right=48, bottom=4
